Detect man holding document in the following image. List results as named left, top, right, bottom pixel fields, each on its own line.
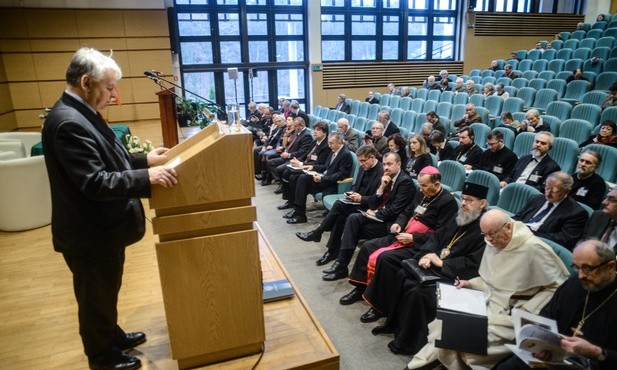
left=407, top=209, right=569, bottom=370
left=495, top=239, right=617, bottom=370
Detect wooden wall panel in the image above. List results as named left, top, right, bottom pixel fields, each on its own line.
left=126, top=37, right=170, bottom=51
left=32, top=53, right=73, bottom=81
left=126, top=50, right=172, bottom=77
left=79, top=38, right=129, bottom=52
left=0, top=83, right=12, bottom=114
left=473, top=12, right=584, bottom=37
left=30, top=39, right=81, bottom=52
left=0, top=112, right=18, bottom=132
left=77, top=11, right=127, bottom=38
left=14, top=109, right=42, bottom=128
left=0, top=39, right=31, bottom=53
left=3, top=54, right=36, bottom=81
left=38, top=81, right=67, bottom=107
left=123, top=10, right=169, bottom=37
left=9, top=82, right=42, bottom=109
left=25, top=10, right=78, bottom=38
left=0, top=9, right=28, bottom=38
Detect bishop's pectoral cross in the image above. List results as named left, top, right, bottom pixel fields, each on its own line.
left=571, top=321, right=585, bottom=337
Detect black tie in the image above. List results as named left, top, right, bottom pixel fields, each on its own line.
left=528, top=203, right=554, bottom=223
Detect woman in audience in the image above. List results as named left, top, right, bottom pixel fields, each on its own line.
left=483, top=83, right=495, bottom=97
left=404, top=134, right=432, bottom=179
left=439, top=79, right=451, bottom=92
left=497, top=112, right=522, bottom=135
left=495, top=83, right=509, bottom=100
left=580, top=120, right=617, bottom=148
left=387, top=133, right=408, bottom=165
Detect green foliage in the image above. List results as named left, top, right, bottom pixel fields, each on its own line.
left=176, top=98, right=215, bottom=129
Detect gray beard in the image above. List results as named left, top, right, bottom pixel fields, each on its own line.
left=531, top=148, right=542, bottom=157
left=456, top=208, right=483, bottom=226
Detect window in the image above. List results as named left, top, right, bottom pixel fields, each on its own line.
left=321, top=0, right=457, bottom=62
left=173, top=0, right=308, bottom=116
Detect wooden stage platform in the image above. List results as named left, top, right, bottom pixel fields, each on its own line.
left=0, top=202, right=339, bottom=369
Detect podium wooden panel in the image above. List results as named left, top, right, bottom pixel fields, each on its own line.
left=157, top=89, right=179, bottom=148
left=150, top=122, right=263, bottom=369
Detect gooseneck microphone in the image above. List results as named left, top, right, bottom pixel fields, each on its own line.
left=144, top=70, right=160, bottom=79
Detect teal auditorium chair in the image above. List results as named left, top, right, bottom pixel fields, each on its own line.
left=516, top=87, right=536, bottom=110
left=354, top=117, right=368, bottom=131
left=542, top=49, right=556, bottom=60
left=416, top=88, right=429, bottom=100
left=512, top=132, right=536, bottom=157
left=474, top=107, right=490, bottom=125
left=400, top=110, right=418, bottom=134
left=438, top=160, right=466, bottom=192
left=549, top=137, right=579, bottom=173
left=440, top=91, right=454, bottom=103
left=345, top=114, right=357, bottom=128
left=581, top=144, right=617, bottom=183
left=367, top=103, right=381, bottom=121
left=411, top=98, right=425, bottom=113
left=318, top=107, right=330, bottom=119
left=551, top=40, right=564, bottom=50
left=564, top=58, right=584, bottom=72
left=389, top=95, right=401, bottom=109
left=320, top=152, right=360, bottom=210
left=466, top=170, right=500, bottom=206
left=436, top=102, right=453, bottom=119
left=423, top=100, right=438, bottom=114
left=581, top=90, right=608, bottom=106
left=314, top=106, right=323, bottom=117
left=380, top=106, right=392, bottom=114
left=561, top=80, right=591, bottom=105
left=579, top=38, right=596, bottom=49
left=527, top=49, right=542, bottom=61
left=540, top=115, right=562, bottom=136
left=556, top=48, right=573, bottom=60
left=547, top=59, right=565, bottom=74
left=522, top=70, right=539, bottom=80
left=493, top=126, right=515, bottom=149
left=545, top=101, right=572, bottom=122
left=538, top=70, right=556, bottom=81
left=357, top=102, right=370, bottom=118
left=577, top=201, right=595, bottom=217
left=450, top=104, right=467, bottom=122
left=603, top=58, right=617, bottom=72
left=469, top=94, right=485, bottom=108
left=502, top=97, right=524, bottom=115
left=539, top=237, right=577, bottom=275
left=528, top=78, right=546, bottom=91
left=583, top=57, right=604, bottom=75
left=427, top=89, right=441, bottom=102
left=470, top=123, right=491, bottom=149
left=596, top=72, right=617, bottom=91
left=350, top=100, right=360, bottom=116
left=390, top=108, right=404, bottom=126
left=547, top=79, right=567, bottom=98
left=531, top=88, right=558, bottom=113
left=453, top=93, right=469, bottom=105
left=559, top=119, right=594, bottom=145
left=518, top=59, right=533, bottom=72
left=496, top=182, right=542, bottom=216
left=511, top=78, right=529, bottom=89
left=484, top=95, right=503, bottom=119
left=399, top=96, right=412, bottom=110
left=592, top=46, right=611, bottom=61
left=600, top=106, right=617, bottom=123
left=586, top=29, right=604, bottom=40
left=571, top=103, right=602, bottom=126
left=379, top=94, right=390, bottom=106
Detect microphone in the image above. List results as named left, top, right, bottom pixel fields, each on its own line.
left=144, top=70, right=160, bottom=79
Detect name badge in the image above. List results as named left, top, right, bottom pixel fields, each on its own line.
left=576, top=187, right=588, bottom=197
left=459, top=155, right=467, bottom=162
left=529, top=174, right=540, bottom=183
left=493, top=165, right=503, bottom=174
left=414, top=205, right=427, bottom=215
left=310, top=154, right=317, bottom=161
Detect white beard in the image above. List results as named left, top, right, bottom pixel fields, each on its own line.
left=456, top=207, right=483, bottom=226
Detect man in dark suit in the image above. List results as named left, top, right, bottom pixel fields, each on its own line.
left=322, top=152, right=415, bottom=281
left=264, top=116, right=314, bottom=185
left=477, top=130, right=518, bottom=180
left=295, top=145, right=384, bottom=265
left=276, top=121, right=330, bottom=204
left=429, top=131, right=454, bottom=162
left=379, top=110, right=400, bottom=138
left=254, top=114, right=286, bottom=179
left=500, top=131, right=560, bottom=192
left=337, top=117, right=359, bottom=152
left=42, top=48, right=178, bottom=370
left=582, top=188, right=617, bottom=253
left=513, top=171, right=588, bottom=250
left=333, top=94, right=351, bottom=114
left=289, top=100, right=309, bottom=127
left=450, top=126, right=483, bottom=168
left=285, top=132, right=353, bottom=224
left=366, top=91, right=379, bottom=104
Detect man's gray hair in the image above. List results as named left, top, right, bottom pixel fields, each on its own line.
left=66, top=47, right=122, bottom=86
left=547, top=171, right=574, bottom=190
left=290, top=100, right=300, bottom=109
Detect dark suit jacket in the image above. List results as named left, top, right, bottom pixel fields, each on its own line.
left=265, top=126, right=284, bottom=147
left=451, top=144, right=483, bottom=168
left=292, top=109, right=310, bottom=127
left=513, top=194, right=589, bottom=250
left=352, top=162, right=384, bottom=208
left=368, top=171, right=415, bottom=223
left=304, top=139, right=330, bottom=165
left=384, top=121, right=400, bottom=138
left=286, top=128, right=314, bottom=161
left=42, top=93, right=150, bottom=256
left=366, top=97, right=379, bottom=104
left=334, top=102, right=351, bottom=114
left=312, top=147, right=353, bottom=192
left=503, top=154, right=561, bottom=192
left=431, top=142, right=454, bottom=162
left=583, top=211, right=617, bottom=253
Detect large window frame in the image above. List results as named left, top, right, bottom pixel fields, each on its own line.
left=172, top=0, right=310, bottom=115
left=320, top=0, right=459, bottom=62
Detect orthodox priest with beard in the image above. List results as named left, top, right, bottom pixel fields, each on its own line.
left=364, top=183, right=489, bottom=355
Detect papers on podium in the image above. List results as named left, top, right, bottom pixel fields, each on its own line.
left=262, top=279, right=295, bottom=303
left=435, top=282, right=488, bottom=355
left=359, top=210, right=383, bottom=222
left=504, top=309, right=581, bottom=368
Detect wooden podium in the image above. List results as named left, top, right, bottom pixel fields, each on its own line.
left=149, top=122, right=264, bottom=369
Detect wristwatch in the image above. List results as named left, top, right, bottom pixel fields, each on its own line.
left=597, top=348, right=607, bottom=361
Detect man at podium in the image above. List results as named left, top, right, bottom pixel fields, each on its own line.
left=42, top=47, right=178, bottom=370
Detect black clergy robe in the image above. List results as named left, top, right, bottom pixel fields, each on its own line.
left=348, top=187, right=457, bottom=286
left=363, top=214, right=486, bottom=355
left=496, top=276, right=617, bottom=370
left=449, top=143, right=483, bottom=168
left=571, top=172, right=607, bottom=210
left=477, top=146, right=518, bottom=181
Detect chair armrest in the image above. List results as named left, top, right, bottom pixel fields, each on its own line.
left=336, top=177, right=353, bottom=184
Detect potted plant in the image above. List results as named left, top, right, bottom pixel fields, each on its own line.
left=176, top=98, right=215, bottom=129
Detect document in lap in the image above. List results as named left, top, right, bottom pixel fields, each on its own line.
left=435, top=282, right=488, bottom=355
left=359, top=210, right=383, bottom=222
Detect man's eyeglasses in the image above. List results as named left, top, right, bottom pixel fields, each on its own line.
left=482, top=222, right=507, bottom=239
left=544, top=186, right=564, bottom=194
left=571, top=260, right=611, bottom=274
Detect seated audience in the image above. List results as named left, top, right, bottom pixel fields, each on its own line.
left=483, top=83, right=495, bottom=97
left=566, top=68, right=589, bottom=84
left=581, top=120, right=617, bottom=148
left=521, top=108, right=550, bottom=133
left=425, top=75, right=440, bottom=90
left=365, top=90, right=379, bottom=104
left=453, top=103, right=482, bottom=128
left=387, top=82, right=401, bottom=96
left=489, top=60, right=500, bottom=71
left=509, top=51, right=519, bottom=61
left=289, top=100, right=309, bottom=126
left=436, top=69, right=451, bottom=83
left=513, top=171, right=589, bottom=250
left=498, top=111, right=522, bottom=134
left=504, top=63, right=518, bottom=79
left=342, top=167, right=457, bottom=321
left=264, top=116, right=314, bottom=185
left=387, top=133, right=408, bottom=166
left=367, top=110, right=400, bottom=138
left=582, top=188, right=617, bottom=253
left=420, top=122, right=433, bottom=145
left=476, top=130, right=518, bottom=179
left=597, top=13, right=607, bottom=21
left=404, top=134, right=432, bottom=179
left=495, top=239, right=617, bottom=370
left=321, top=152, right=415, bottom=281
left=426, top=111, right=445, bottom=135
left=282, top=132, right=353, bottom=224
left=400, top=86, right=411, bottom=97
left=429, top=131, right=454, bottom=162
left=337, top=118, right=359, bottom=152
left=495, top=83, right=509, bottom=99
left=500, top=131, right=560, bottom=192
left=407, top=210, right=569, bottom=370
left=452, top=77, right=466, bottom=94
left=451, top=126, right=483, bottom=168
left=439, top=79, right=451, bottom=92
left=529, top=41, right=544, bottom=52
left=367, top=183, right=488, bottom=355
left=276, top=121, right=330, bottom=202
left=602, top=84, right=617, bottom=110
left=465, top=80, right=477, bottom=95
left=364, top=121, right=389, bottom=158
left=333, top=93, right=351, bottom=113
left=571, top=150, right=607, bottom=210
left=295, top=146, right=384, bottom=265
left=254, top=114, right=288, bottom=180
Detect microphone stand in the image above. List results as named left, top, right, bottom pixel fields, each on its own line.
left=145, top=74, right=227, bottom=122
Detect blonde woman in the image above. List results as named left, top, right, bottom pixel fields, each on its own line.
left=405, top=134, right=432, bottom=179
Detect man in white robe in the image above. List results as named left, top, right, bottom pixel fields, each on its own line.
left=407, top=209, right=570, bottom=370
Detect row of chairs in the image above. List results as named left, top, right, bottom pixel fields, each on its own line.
left=559, top=26, right=617, bottom=42
left=509, top=44, right=616, bottom=62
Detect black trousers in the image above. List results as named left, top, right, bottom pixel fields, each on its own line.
left=321, top=201, right=362, bottom=255
left=336, top=212, right=390, bottom=266
left=63, top=250, right=127, bottom=358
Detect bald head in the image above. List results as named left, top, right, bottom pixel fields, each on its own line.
left=480, top=209, right=513, bottom=249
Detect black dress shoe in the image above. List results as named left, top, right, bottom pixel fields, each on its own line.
left=261, top=179, right=272, bottom=186
left=89, top=353, right=141, bottom=370
left=296, top=230, right=322, bottom=242
left=287, top=215, right=307, bottom=224
left=274, top=185, right=283, bottom=194
left=116, top=332, right=146, bottom=351
left=255, top=174, right=263, bottom=180
left=277, top=201, right=293, bottom=210
left=322, top=268, right=348, bottom=281
left=360, top=308, right=382, bottom=323
left=315, top=252, right=337, bottom=266
left=322, top=261, right=343, bottom=274
left=371, top=323, right=394, bottom=335
left=283, top=210, right=297, bottom=219
left=339, top=288, right=363, bottom=305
